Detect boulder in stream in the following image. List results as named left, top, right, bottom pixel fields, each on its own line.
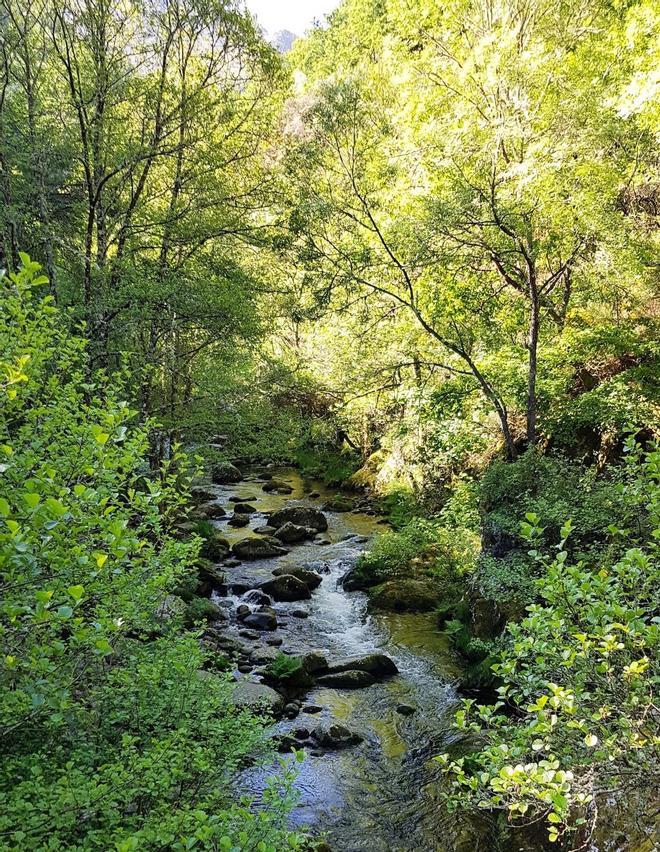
left=262, top=479, right=293, bottom=494
left=326, top=652, right=398, bottom=679
left=315, top=670, right=376, bottom=688
left=243, top=589, right=272, bottom=607
left=254, top=525, right=277, bottom=535
left=272, top=565, right=323, bottom=590
left=367, top=578, right=441, bottom=612
left=194, top=502, right=226, bottom=519
left=231, top=682, right=284, bottom=717
left=231, top=538, right=287, bottom=560
left=228, top=514, right=250, bottom=527
left=268, top=506, right=328, bottom=532
left=190, top=485, right=218, bottom=503
left=273, top=522, right=308, bottom=543
left=260, top=574, right=312, bottom=602
left=233, top=502, right=257, bottom=514
left=311, top=722, right=363, bottom=748
left=243, top=607, right=278, bottom=631
left=211, top=462, right=243, bottom=484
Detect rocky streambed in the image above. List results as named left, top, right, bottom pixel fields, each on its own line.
left=188, top=466, right=513, bottom=851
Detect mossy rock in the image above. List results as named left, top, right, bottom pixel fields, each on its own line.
left=323, top=496, right=355, bottom=512
left=199, top=533, right=231, bottom=561
left=367, top=578, right=441, bottom=612
left=184, top=597, right=226, bottom=626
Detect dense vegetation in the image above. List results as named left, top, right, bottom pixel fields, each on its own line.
left=1, top=0, right=658, bottom=849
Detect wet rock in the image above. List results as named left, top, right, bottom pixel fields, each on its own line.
left=396, top=703, right=416, bottom=716
left=237, top=663, right=252, bottom=673
left=368, top=579, right=441, bottom=612
left=229, top=579, right=252, bottom=595
left=229, top=495, right=257, bottom=503
left=211, top=462, right=243, bottom=484
left=273, top=522, right=309, bottom=544
left=323, top=497, right=355, bottom=512
left=268, top=506, right=328, bottom=533
left=243, top=608, right=277, bottom=631
left=254, top=525, right=277, bottom=535
left=326, top=653, right=398, bottom=679
left=340, top=565, right=375, bottom=592
left=316, top=670, right=376, bottom=688
left=275, top=734, right=299, bottom=752
left=309, top=491, right=321, bottom=499
left=285, top=703, right=300, bottom=719
left=243, top=589, right=272, bottom=607
left=224, top=558, right=241, bottom=568
left=195, top=502, right=226, bottom=519
left=233, top=503, right=257, bottom=514
left=259, top=472, right=273, bottom=481
left=197, top=561, right=225, bottom=588
left=231, top=682, right=284, bottom=716
left=199, top=533, right=231, bottom=562
left=311, top=723, right=363, bottom=748
left=190, top=485, right=218, bottom=503
left=239, top=629, right=259, bottom=640
left=236, top=604, right=250, bottom=620
left=228, top=513, right=250, bottom=527
left=232, top=538, right=288, bottom=560
left=291, top=609, right=309, bottom=619
left=302, top=704, right=323, bottom=714
left=262, top=479, right=293, bottom=494
left=272, top=565, right=322, bottom=590
left=260, top=574, right=312, bottom=602
left=265, top=636, right=283, bottom=646
left=250, top=645, right=280, bottom=664
left=301, top=651, right=328, bottom=674
left=316, top=539, right=332, bottom=546
left=294, top=726, right=310, bottom=739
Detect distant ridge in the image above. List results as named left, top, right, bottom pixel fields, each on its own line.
left=272, top=29, right=298, bottom=52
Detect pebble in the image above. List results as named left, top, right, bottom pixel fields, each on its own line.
left=396, top=703, right=416, bottom=716
left=284, top=703, right=300, bottom=719
left=237, top=664, right=252, bottom=673
left=302, top=704, right=323, bottom=714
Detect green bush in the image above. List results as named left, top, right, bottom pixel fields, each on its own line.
left=440, top=444, right=660, bottom=846
left=0, top=258, right=302, bottom=850
left=481, top=449, right=642, bottom=556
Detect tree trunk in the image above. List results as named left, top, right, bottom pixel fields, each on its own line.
left=526, top=285, right=540, bottom=446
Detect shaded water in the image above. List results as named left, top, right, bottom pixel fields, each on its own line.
left=206, top=468, right=510, bottom=851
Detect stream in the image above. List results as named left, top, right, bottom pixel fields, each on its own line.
left=205, top=467, right=523, bottom=852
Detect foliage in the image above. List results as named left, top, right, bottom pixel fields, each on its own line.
left=264, top=653, right=304, bottom=681
left=439, top=444, right=660, bottom=845
left=356, top=479, right=480, bottom=589
left=0, top=259, right=301, bottom=850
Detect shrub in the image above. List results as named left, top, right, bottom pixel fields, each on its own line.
left=439, top=444, right=660, bottom=846
left=0, top=258, right=302, bottom=850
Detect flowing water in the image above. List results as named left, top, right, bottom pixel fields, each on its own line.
left=206, top=468, right=525, bottom=852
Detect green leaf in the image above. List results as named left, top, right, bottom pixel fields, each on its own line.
left=67, top=585, right=84, bottom=601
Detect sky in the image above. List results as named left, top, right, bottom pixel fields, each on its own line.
left=244, top=0, right=339, bottom=36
